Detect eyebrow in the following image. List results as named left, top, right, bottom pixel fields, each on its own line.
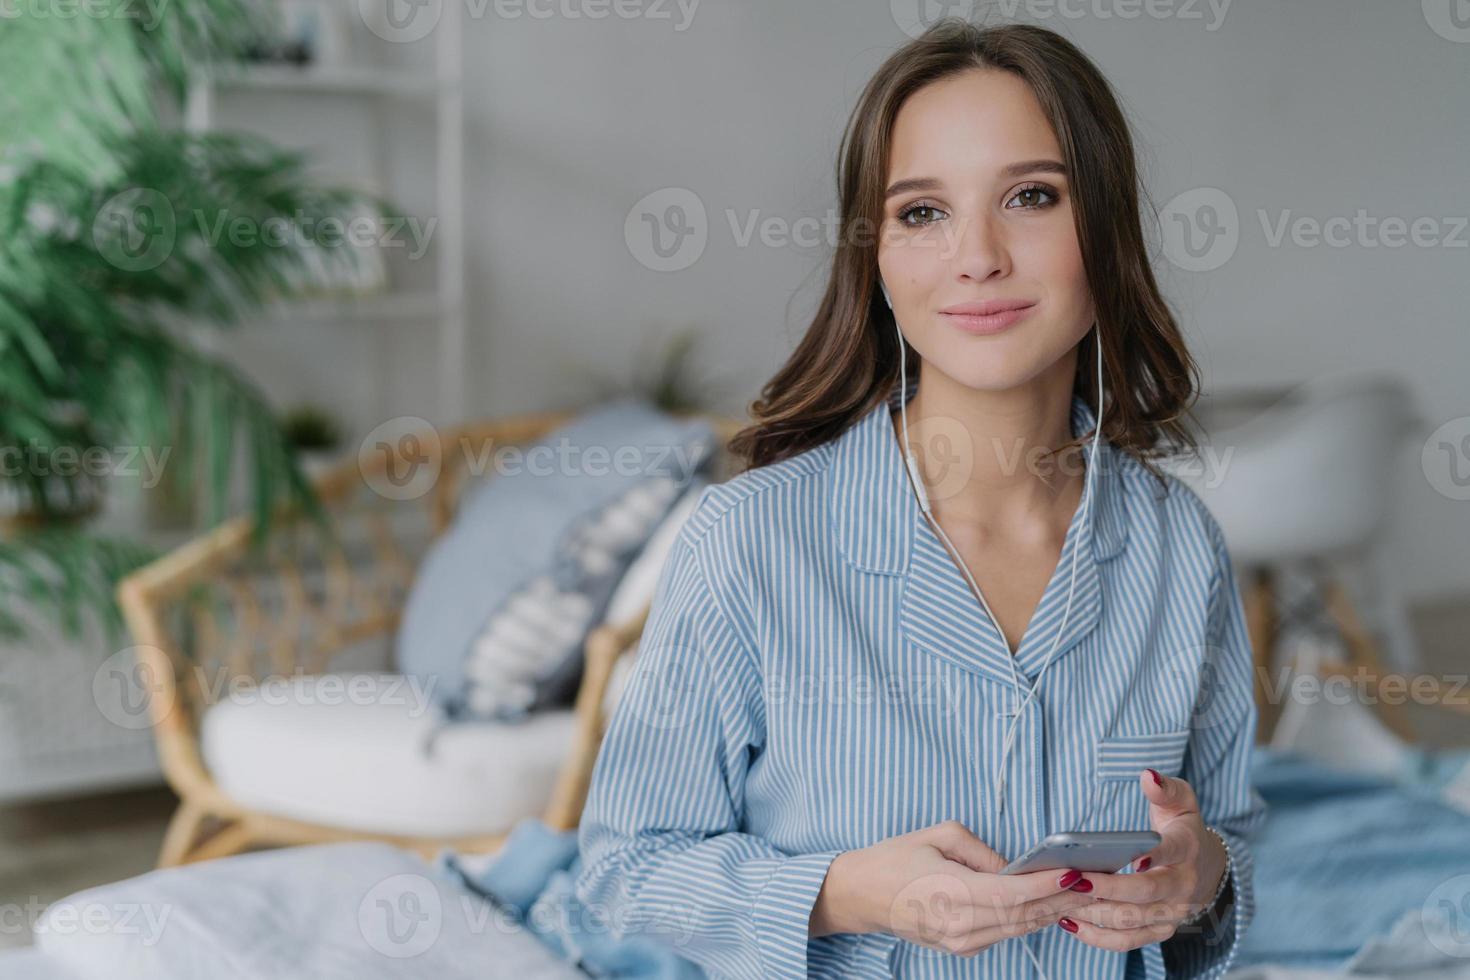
left=884, top=159, right=1069, bottom=199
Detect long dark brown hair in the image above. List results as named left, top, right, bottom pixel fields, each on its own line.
left=728, top=18, right=1200, bottom=484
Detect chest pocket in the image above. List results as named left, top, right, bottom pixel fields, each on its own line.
left=1079, top=728, right=1192, bottom=835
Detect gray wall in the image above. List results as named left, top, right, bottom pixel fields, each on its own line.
left=459, top=1, right=1469, bottom=602
left=229, top=0, right=1470, bottom=604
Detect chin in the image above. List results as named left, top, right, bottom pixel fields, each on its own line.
left=931, top=342, right=1053, bottom=393
left=942, top=367, right=1039, bottom=395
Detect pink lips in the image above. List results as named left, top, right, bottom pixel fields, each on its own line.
left=940, top=299, right=1037, bottom=335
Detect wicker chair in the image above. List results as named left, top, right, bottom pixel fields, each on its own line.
left=116, top=411, right=746, bottom=868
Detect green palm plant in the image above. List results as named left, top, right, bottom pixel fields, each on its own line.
left=0, top=1, right=384, bottom=638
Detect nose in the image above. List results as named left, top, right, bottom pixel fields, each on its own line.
left=947, top=208, right=1010, bottom=284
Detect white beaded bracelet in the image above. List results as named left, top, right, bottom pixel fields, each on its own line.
left=1179, top=825, right=1233, bottom=927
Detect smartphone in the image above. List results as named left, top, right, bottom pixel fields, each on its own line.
left=1000, top=831, right=1160, bottom=875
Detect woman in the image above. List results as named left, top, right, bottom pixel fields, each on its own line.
left=575, top=18, right=1265, bottom=980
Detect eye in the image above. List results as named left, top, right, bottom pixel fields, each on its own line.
left=895, top=200, right=946, bottom=227
left=1006, top=182, right=1060, bottom=210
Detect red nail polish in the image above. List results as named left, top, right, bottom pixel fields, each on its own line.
left=1137, top=856, right=1151, bottom=872
left=1069, top=877, right=1093, bottom=893
left=1057, top=869, right=1082, bottom=889
left=1147, top=768, right=1163, bottom=786
left=1059, top=917, right=1079, bottom=933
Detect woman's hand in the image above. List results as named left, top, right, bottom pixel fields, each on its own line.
left=1057, top=769, right=1229, bottom=952
left=810, top=820, right=1098, bottom=957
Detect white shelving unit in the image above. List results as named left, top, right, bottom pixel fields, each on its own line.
left=207, top=63, right=442, bottom=96
left=183, top=3, right=466, bottom=423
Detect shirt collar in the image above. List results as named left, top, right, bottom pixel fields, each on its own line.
left=824, top=378, right=1130, bottom=687
left=824, top=376, right=1130, bottom=576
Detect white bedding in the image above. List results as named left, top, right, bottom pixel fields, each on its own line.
left=14, top=842, right=584, bottom=980
left=0, top=946, right=87, bottom=979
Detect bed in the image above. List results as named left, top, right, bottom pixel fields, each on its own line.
left=4, top=838, right=586, bottom=980
left=4, top=741, right=1469, bottom=979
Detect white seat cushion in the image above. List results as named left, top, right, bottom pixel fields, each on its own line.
left=201, top=673, right=576, bottom=838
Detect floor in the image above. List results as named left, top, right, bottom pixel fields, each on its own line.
left=0, top=783, right=178, bottom=951
left=0, top=595, right=1466, bottom=953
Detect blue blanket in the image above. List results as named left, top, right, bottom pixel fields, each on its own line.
left=1233, top=746, right=1470, bottom=971
left=437, top=820, right=703, bottom=979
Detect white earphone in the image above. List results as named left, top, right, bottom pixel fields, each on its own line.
left=883, top=277, right=1103, bottom=980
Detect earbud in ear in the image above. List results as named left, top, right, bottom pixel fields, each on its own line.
left=879, top=279, right=893, bottom=309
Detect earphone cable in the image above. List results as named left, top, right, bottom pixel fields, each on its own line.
left=887, top=281, right=1104, bottom=980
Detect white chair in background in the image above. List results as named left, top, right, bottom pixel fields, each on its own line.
left=1158, top=372, right=1426, bottom=746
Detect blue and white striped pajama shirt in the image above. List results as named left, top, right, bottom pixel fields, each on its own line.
left=575, top=379, right=1267, bottom=979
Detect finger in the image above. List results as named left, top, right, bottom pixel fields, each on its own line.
left=1141, top=768, right=1199, bottom=823
left=1056, top=905, right=1181, bottom=952
left=969, top=907, right=1070, bottom=947
left=1076, top=862, right=1186, bottom=905
left=1064, top=897, right=1193, bottom=933
left=926, top=820, right=1007, bottom=874
left=969, top=893, right=1096, bottom=946
left=987, top=865, right=1098, bottom=906
left=1013, top=890, right=1098, bottom=923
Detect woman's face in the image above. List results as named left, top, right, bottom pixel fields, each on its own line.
left=878, top=68, right=1094, bottom=393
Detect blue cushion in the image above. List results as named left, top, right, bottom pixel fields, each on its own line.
left=395, top=397, right=718, bottom=722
